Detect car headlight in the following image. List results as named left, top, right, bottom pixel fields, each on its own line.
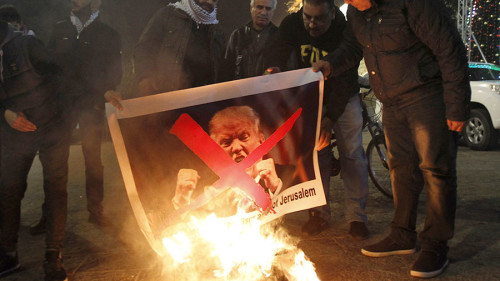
left=491, top=84, right=500, bottom=94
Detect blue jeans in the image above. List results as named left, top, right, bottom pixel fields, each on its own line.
left=333, top=95, right=369, bottom=223
left=0, top=116, right=71, bottom=252
left=313, top=95, right=368, bottom=223
left=383, top=93, right=458, bottom=248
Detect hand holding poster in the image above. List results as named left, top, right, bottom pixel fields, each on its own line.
left=106, top=68, right=326, bottom=255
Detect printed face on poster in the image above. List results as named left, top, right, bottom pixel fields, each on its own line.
left=106, top=69, right=326, bottom=255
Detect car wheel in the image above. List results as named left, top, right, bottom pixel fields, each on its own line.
left=462, top=109, right=498, bottom=150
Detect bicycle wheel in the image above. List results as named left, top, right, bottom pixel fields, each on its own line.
left=367, top=136, right=392, bottom=199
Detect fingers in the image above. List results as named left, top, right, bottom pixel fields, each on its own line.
left=264, top=67, right=280, bottom=75
left=104, top=90, right=124, bottom=111
left=447, top=120, right=465, bottom=132
left=12, top=113, right=37, bottom=132
left=311, top=60, right=331, bottom=79
left=317, top=130, right=331, bottom=151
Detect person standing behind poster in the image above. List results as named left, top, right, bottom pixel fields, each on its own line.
left=312, top=0, right=470, bottom=278
left=0, top=20, right=71, bottom=281
left=29, top=0, right=122, bottom=234
left=134, top=0, right=225, bottom=96
left=265, top=0, right=369, bottom=239
left=224, top=0, right=278, bottom=80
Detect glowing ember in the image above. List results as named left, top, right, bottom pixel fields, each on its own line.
left=159, top=205, right=320, bottom=281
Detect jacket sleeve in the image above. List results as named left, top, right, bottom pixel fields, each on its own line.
left=323, top=11, right=363, bottom=77
left=405, top=0, right=470, bottom=121
left=104, top=29, right=122, bottom=91
left=264, top=14, right=298, bottom=70
left=28, top=36, right=61, bottom=77
left=223, top=29, right=239, bottom=81
left=133, top=8, right=167, bottom=83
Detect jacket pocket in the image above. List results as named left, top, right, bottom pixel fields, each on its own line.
left=378, top=17, right=413, bottom=52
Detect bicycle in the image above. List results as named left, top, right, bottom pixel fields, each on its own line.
left=330, top=85, right=392, bottom=199
left=360, top=88, right=392, bottom=199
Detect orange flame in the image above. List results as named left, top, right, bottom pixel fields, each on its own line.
left=160, top=206, right=321, bottom=280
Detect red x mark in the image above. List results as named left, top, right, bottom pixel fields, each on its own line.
left=169, top=108, right=302, bottom=212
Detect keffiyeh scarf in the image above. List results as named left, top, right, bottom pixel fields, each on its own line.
left=169, top=0, right=218, bottom=25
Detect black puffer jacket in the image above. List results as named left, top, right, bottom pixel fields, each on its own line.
left=326, top=0, right=470, bottom=121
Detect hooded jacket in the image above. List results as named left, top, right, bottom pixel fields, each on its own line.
left=0, top=22, right=60, bottom=128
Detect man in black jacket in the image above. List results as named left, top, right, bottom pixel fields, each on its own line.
left=224, top=0, right=278, bottom=80
left=0, top=21, right=71, bottom=281
left=266, top=0, right=370, bottom=239
left=134, top=0, right=225, bottom=96
left=313, top=0, right=470, bottom=278
left=30, top=0, right=122, bottom=232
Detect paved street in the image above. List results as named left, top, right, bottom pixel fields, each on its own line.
left=4, top=134, right=500, bottom=281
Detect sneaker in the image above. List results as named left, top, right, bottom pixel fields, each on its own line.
left=88, top=213, right=112, bottom=227
left=361, top=236, right=416, bottom=257
left=410, top=249, right=449, bottom=278
left=349, top=221, right=369, bottom=241
left=0, top=252, right=21, bottom=277
left=44, top=251, right=68, bottom=281
left=29, top=215, right=47, bottom=235
left=301, top=211, right=329, bottom=237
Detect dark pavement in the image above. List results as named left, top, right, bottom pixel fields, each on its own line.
left=4, top=134, right=500, bottom=281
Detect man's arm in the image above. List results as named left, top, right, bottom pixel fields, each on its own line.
left=133, top=8, right=167, bottom=87
left=316, top=10, right=363, bottom=78
left=405, top=0, right=470, bottom=123
left=223, top=28, right=240, bottom=81
left=264, top=14, right=299, bottom=71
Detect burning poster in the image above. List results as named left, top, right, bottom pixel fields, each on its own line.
left=106, top=69, right=325, bottom=258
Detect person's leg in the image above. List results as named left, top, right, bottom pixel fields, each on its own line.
left=39, top=118, right=71, bottom=281
left=0, top=128, right=37, bottom=276
left=408, top=96, right=457, bottom=278
left=78, top=108, right=105, bottom=219
left=362, top=104, right=421, bottom=257
left=39, top=121, right=71, bottom=252
left=333, top=95, right=370, bottom=240
left=333, top=95, right=369, bottom=224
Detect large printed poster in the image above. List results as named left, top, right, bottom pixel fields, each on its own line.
left=106, top=69, right=326, bottom=255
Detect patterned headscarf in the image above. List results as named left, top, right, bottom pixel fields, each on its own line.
left=169, top=0, right=218, bottom=25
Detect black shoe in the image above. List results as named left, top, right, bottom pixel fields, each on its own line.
left=0, top=252, right=20, bottom=277
left=44, top=251, right=68, bottom=281
left=29, top=215, right=47, bottom=235
left=349, top=221, right=369, bottom=241
left=362, top=236, right=416, bottom=257
left=88, top=213, right=112, bottom=227
left=301, top=211, right=329, bottom=237
left=410, top=249, right=449, bottom=278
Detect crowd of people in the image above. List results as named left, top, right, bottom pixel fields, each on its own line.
left=0, top=0, right=470, bottom=280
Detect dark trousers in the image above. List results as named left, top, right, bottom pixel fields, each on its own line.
left=383, top=94, right=458, bottom=249
left=0, top=117, right=70, bottom=252
left=72, top=106, right=105, bottom=216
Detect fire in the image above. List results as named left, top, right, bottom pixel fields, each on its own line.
left=160, top=207, right=321, bottom=280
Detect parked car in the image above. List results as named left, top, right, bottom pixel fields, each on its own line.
left=462, top=62, right=500, bottom=150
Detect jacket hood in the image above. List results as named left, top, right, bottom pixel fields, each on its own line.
left=0, top=20, right=9, bottom=47
left=0, top=21, right=22, bottom=48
